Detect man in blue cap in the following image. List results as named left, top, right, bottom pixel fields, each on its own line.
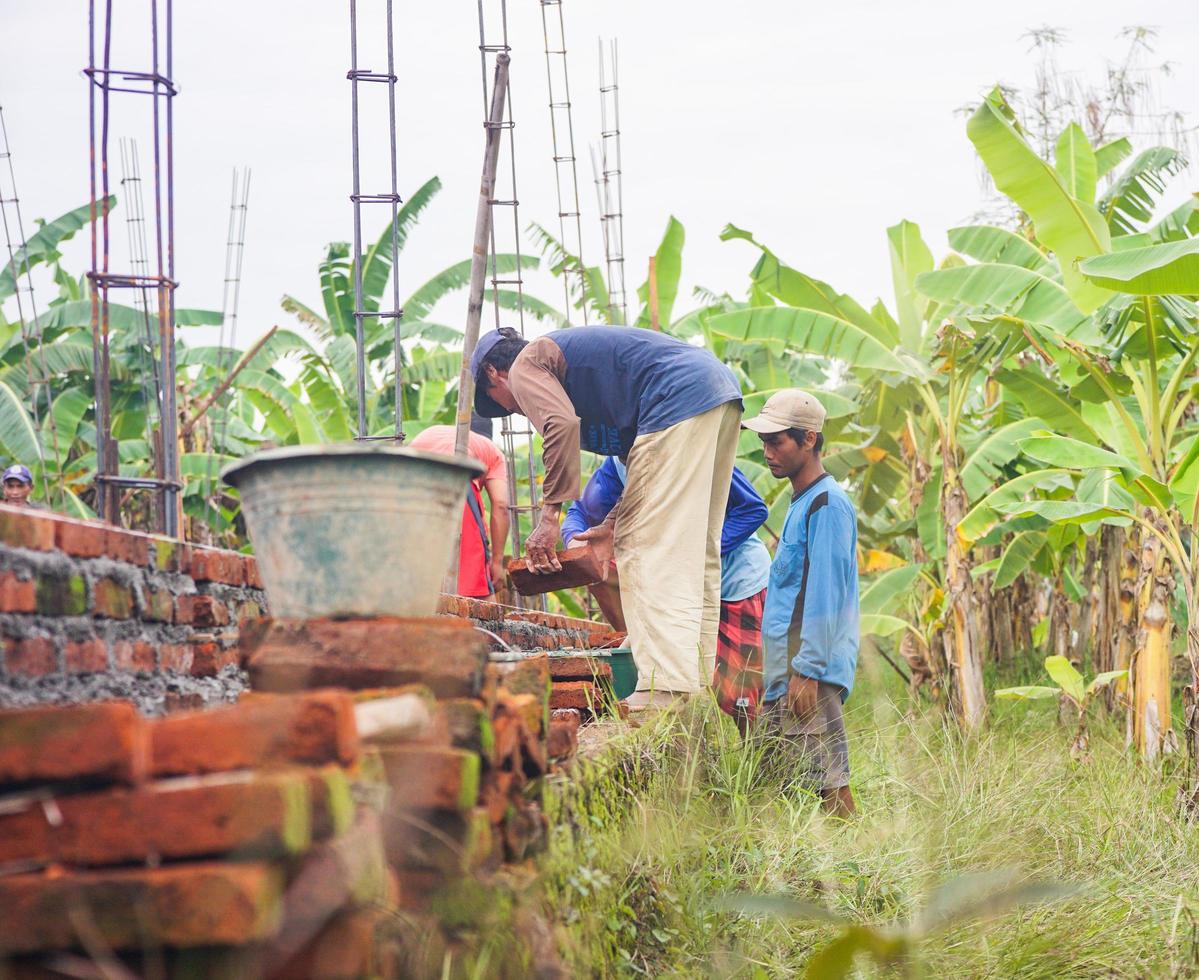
left=471, top=325, right=743, bottom=706
left=2, top=464, right=39, bottom=509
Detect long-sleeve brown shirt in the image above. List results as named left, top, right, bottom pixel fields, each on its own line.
left=507, top=337, right=581, bottom=505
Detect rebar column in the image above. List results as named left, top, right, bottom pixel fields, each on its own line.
left=85, top=0, right=181, bottom=535
left=597, top=38, right=627, bottom=325
left=347, top=0, right=405, bottom=442
left=539, top=0, right=589, bottom=323
left=478, top=0, right=543, bottom=609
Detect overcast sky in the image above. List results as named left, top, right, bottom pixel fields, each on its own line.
left=2, top=1, right=1197, bottom=351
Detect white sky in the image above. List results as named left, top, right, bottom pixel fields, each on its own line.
left=2, top=1, right=1197, bottom=352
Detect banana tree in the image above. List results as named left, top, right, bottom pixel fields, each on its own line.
left=282, top=176, right=562, bottom=437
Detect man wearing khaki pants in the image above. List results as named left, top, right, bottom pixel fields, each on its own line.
left=471, top=325, right=743, bottom=705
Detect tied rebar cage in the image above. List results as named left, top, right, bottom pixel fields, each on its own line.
left=539, top=0, right=588, bottom=324
left=86, top=0, right=181, bottom=536
left=0, top=106, right=62, bottom=506
left=478, top=0, right=544, bottom=611
left=596, top=37, right=627, bottom=325
left=347, top=0, right=405, bottom=443
left=204, top=167, right=251, bottom=512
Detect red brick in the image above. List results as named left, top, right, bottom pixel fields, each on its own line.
left=437, top=594, right=468, bottom=618
left=587, top=630, right=627, bottom=649
left=176, top=594, right=230, bottom=627
left=190, top=641, right=236, bottom=677
left=0, top=770, right=313, bottom=867
left=378, top=745, right=480, bottom=811
left=93, top=578, right=134, bottom=619
left=467, top=598, right=505, bottom=622
left=548, top=719, right=579, bottom=759
left=549, top=680, right=600, bottom=712
left=0, top=701, right=147, bottom=786
left=506, top=544, right=605, bottom=596
left=104, top=527, right=150, bottom=566
left=143, top=587, right=175, bottom=623
left=489, top=653, right=550, bottom=700
left=112, top=640, right=155, bottom=673
left=149, top=535, right=191, bottom=573
left=547, top=655, right=613, bottom=682
left=0, top=504, right=57, bottom=550
left=0, top=571, right=35, bottom=613
left=150, top=690, right=359, bottom=777
left=441, top=698, right=495, bottom=760
left=191, top=548, right=245, bottom=586
left=247, top=617, right=489, bottom=698
left=160, top=643, right=194, bottom=673
left=53, top=518, right=107, bottom=558
left=6, top=637, right=57, bottom=677
left=551, top=707, right=582, bottom=732
left=0, top=862, right=283, bottom=952
left=64, top=638, right=108, bottom=673
left=244, top=555, right=263, bottom=589
left=236, top=599, right=263, bottom=626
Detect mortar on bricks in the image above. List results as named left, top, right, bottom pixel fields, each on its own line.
left=223, top=444, right=483, bottom=619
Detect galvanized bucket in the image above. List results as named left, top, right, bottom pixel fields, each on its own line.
left=222, top=444, right=484, bottom=620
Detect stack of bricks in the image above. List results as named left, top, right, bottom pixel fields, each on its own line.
left=0, top=504, right=263, bottom=685
left=435, top=594, right=626, bottom=725
left=0, top=691, right=401, bottom=977
left=240, top=617, right=560, bottom=911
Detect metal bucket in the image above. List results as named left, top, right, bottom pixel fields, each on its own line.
left=222, top=444, right=484, bottom=620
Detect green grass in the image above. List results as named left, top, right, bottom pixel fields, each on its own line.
left=539, top=655, right=1199, bottom=978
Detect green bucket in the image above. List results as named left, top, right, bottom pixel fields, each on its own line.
left=602, top=648, right=638, bottom=701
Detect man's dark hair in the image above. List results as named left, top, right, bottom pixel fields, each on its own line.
left=784, top=427, right=824, bottom=453
left=479, top=327, right=528, bottom=379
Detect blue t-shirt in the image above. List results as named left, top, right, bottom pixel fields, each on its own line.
left=762, top=473, right=860, bottom=703
left=562, top=458, right=770, bottom=601
left=548, top=326, right=743, bottom=457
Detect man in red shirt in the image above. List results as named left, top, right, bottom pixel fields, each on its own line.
left=409, top=425, right=510, bottom=599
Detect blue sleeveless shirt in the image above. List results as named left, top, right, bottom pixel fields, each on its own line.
left=546, top=326, right=742, bottom=456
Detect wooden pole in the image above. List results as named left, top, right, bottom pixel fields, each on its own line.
left=454, top=53, right=510, bottom=457
left=648, top=255, right=660, bottom=331
left=445, top=53, right=510, bottom=594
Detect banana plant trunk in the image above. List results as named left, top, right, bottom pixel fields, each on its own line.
left=1130, top=519, right=1175, bottom=760
left=940, top=457, right=986, bottom=731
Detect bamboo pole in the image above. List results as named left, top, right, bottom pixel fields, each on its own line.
left=454, top=53, right=509, bottom=455
left=445, top=53, right=510, bottom=594
left=180, top=325, right=279, bottom=438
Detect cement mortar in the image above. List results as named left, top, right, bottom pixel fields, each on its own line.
left=0, top=664, right=247, bottom=716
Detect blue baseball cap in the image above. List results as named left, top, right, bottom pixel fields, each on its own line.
left=2, top=464, right=32, bottom=485
left=471, top=329, right=514, bottom=418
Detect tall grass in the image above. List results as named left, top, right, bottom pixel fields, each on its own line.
left=540, top=656, right=1199, bottom=977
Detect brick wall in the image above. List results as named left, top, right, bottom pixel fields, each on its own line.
left=0, top=502, right=624, bottom=711
left=0, top=504, right=265, bottom=687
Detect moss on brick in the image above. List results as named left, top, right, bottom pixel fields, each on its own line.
left=36, top=573, right=87, bottom=616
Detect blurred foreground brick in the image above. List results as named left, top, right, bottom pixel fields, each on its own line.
left=0, top=862, right=283, bottom=952
left=0, top=702, right=147, bottom=788
left=0, top=770, right=313, bottom=867
left=247, top=617, right=489, bottom=698
left=151, top=690, right=358, bottom=777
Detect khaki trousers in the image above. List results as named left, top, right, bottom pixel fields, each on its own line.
left=614, top=401, right=742, bottom=694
